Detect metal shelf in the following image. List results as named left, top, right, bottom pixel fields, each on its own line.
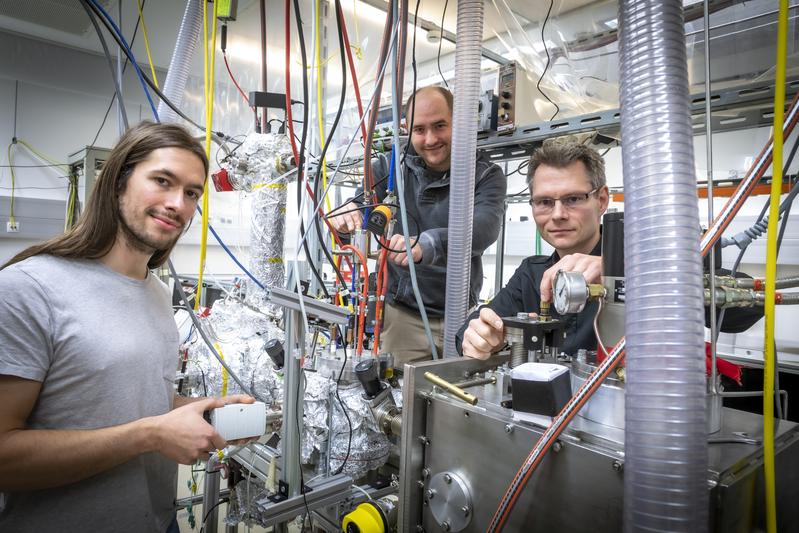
left=477, top=77, right=799, bottom=163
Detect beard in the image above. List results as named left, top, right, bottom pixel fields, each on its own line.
left=118, top=205, right=184, bottom=255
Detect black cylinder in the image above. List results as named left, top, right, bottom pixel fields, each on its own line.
left=355, top=359, right=383, bottom=399
left=602, top=211, right=624, bottom=277
left=264, top=339, right=284, bottom=370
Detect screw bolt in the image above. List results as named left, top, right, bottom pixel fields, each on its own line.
left=443, top=474, right=452, bottom=484
left=462, top=506, right=471, bottom=516
left=505, top=424, right=514, bottom=434
left=421, top=468, right=431, bottom=479
left=613, top=460, right=623, bottom=472
left=418, top=436, right=430, bottom=446
left=552, top=441, right=563, bottom=453
left=442, top=521, right=451, bottom=531
left=426, top=489, right=436, bottom=499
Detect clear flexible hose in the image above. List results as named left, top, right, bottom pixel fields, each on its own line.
left=443, top=0, right=485, bottom=357
left=157, top=0, right=202, bottom=123
left=619, top=1, right=708, bottom=531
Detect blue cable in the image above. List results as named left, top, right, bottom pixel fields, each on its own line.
left=88, top=0, right=160, bottom=121
left=197, top=206, right=266, bottom=291
left=386, top=145, right=396, bottom=194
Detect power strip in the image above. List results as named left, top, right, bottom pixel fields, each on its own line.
left=209, top=401, right=267, bottom=441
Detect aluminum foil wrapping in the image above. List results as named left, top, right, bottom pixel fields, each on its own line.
left=183, top=298, right=284, bottom=406
left=224, top=133, right=293, bottom=313
left=328, top=384, right=391, bottom=479
left=226, top=478, right=271, bottom=527
left=300, top=372, right=336, bottom=464
left=247, top=184, right=287, bottom=313
left=298, top=375, right=390, bottom=480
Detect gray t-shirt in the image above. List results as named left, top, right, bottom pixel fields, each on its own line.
left=0, top=255, right=179, bottom=533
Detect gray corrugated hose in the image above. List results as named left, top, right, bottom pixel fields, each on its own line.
left=619, top=0, right=708, bottom=531
left=443, top=0, right=485, bottom=357
left=158, top=0, right=202, bottom=123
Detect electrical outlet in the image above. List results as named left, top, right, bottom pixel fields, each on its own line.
left=6, top=221, right=19, bottom=233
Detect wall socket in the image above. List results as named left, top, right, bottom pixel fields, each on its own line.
left=6, top=221, right=19, bottom=232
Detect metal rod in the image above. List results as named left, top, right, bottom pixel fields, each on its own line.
left=453, top=376, right=497, bottom=389
left=424, top=371, right=478, bottom=405
left=176, top=488, right=230, bottom=508
left=260, top=0, right=267, bottom=133
left=704, top=0, right=719, bottom=396
left=494, top=182, right=508, bottom=298
left=685, top=5, right=799, bottom=39
left=280, top=310, right=303, bottom=497
left=202, top=455, right=222, bottom=533
left=360, top=0, right=508, bottom=65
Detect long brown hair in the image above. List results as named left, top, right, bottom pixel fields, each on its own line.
left=2, top=121, right=208, bottom=270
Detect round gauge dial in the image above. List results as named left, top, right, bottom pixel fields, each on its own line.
left=553, top=270, right=589, bottom=315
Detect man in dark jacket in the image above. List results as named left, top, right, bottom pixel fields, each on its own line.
left=457, top=141, right=607, bottom=358
left=330, top=86, right=507, bottom=363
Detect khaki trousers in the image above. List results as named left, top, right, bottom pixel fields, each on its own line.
left=380, top=303, right=445, bottom=367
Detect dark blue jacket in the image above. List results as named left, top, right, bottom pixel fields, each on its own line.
left=357, top=152, right=507, bottom=316
left=455, top=242, right=602, bottom=356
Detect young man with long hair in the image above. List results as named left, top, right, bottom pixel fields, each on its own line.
left=0, top=122, right=252, bottom=532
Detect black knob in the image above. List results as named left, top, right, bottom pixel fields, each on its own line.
left=501, top=91, right=512, bottom=98
left=501, top=102, right=511, bottom=109
left=264, top=339, right=285, bottom=369
left=355, top=359, right=383, bottom=399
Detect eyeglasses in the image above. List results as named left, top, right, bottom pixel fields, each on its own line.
left=529, top=188, right=598, bottom=213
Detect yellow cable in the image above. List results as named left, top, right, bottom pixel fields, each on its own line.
left=136, top=0, right=159, bottom=88
left=6, top=143, right=16, bottom=224
left=763, top=3, right=788, bottom=532
left=316, top=0, right=346, bottom=308
left=196, top=1, right=220, bottom=310
left=351, top=0, right=363, bottom=59
left=213, top=342, right=228, bottom=397
left=16, top=140, right=69, bottom=172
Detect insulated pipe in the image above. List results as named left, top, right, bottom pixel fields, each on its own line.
left=619, top=1, right=708, bottom=532
left=158, top=0, right=203, bottom=123
left=442, top=0, right=485, bottom=357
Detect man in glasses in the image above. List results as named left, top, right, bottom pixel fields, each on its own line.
left=457, top=140, right=608, bottom=359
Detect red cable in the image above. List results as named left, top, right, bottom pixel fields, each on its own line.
left=223, top=52, right=255, bottom=112
left=337, top=4, right=367, bottom=145
left=284, top=0, right=300, bottom=166
left=372, top=243, right=389, bottom=354
left=342, top=245, right=369, bottom=356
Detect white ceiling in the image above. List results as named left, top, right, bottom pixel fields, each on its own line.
left=0, top=0, right=607, bottom=87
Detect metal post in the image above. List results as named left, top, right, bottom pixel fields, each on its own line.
left=704, top=0, right=719, bottom=395
left=202, top=455, right=222, bottom=533
left=493, top=198, right=507, bottom=298
left=280, top=309, right=304, bottom=498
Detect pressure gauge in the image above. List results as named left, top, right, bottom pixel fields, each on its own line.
left=553, top=270, right=589, bottom=315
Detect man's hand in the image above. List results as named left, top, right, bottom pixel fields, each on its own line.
left=462, top=308, right=507, bottom=360
left=328, top=202, right=362, bottom=234
left=540, top=253, right=602, bottom=303
left=150, top=394, right=254, bottom=464
left=387, top=234, right=423, bottom=266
